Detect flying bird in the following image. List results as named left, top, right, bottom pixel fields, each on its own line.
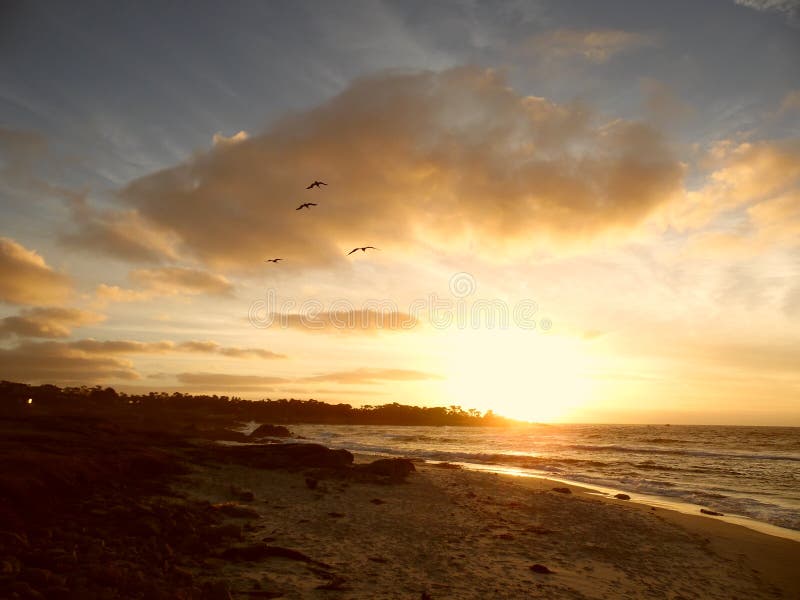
left=296, top=202, right=317, bottom=210
left=347, top=246, right=380, bottom=255
left=306, top=180, right=327, bottom=189
left=264, top=258, right=283, bottom=263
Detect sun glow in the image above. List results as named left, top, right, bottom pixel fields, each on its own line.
left=443, top=329, right=593, bottom=423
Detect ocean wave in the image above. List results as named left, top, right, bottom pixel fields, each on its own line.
left=561, top=443, right=800, bottom=463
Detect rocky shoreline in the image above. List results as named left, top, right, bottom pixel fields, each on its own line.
left=0, top=415, right=415, bottom=599
left=2, top=414, right=798, bottom=599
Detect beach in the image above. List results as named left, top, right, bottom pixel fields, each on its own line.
left=2, top=414, right=798, bottom=599
left=177, top=452, right=799, bottom=599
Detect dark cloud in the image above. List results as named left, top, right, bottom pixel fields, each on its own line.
left=0, top=237, right=73, bottom=305
left=0, top=341, right=140, bottom=383
left=0, top=307, right=105, bottom=338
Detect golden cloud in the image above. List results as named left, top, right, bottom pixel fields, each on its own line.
left=175, top=373, right=289, bottom=387
left=0, top=307, right=105, bottom=338
left=264, top=309, right=419, bottom=334
left=94, top=67, right=683, bottom=270
left=62, top=195, right=178, bottom=263
left=0, top=237, right=73, bottom=305
left=67, top=338, right=285, bottom=359
left=301, top=367, right=443, bottom=384
left=130, top=267, right=234, bottom=296
left=670, top=138, right=800, bottom=241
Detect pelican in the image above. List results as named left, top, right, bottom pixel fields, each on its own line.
left=264, top=258, right=283, bottom=263
left=306, top=180, right=327, bottom=189
left=296, top=202, right=317, bottom=210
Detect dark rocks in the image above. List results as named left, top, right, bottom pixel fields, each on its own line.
left=220, top=543, right=330, bottom=568
left=316, top=576, right=348, bottom=591
left=229, top=485, right=255, bottom=502
left=201, top=523, right=243, bottom=543
left=202, top=580, right=234, bottom=600
left=223, top=443, right=354, bottom=470
left=211, top=503, right=260, bottom=519
left=551, top=487, right=571, bottom=494
left=614, top=493, right=631, bottom=500
left=530, top=564, right=555, bottom=574
left=250, top=424, right=292, bottom=439
left=355, top=458, right=416, bottom=482
left=700, top=509, right=724, bottom=516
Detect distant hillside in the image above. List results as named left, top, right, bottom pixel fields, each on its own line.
left=0, top=380, right=519, bottom=427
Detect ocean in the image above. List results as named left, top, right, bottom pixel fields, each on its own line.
left=273, top=423, right=800, bottom=540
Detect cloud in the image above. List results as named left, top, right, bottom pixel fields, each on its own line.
left=734, top=0, right=800, bottom=18
left=175, top=372, right=289, bottom=387
left=212, top=130, right=249, bottom=146
left=94, top=284, right=153, bottom=305
left=260, top=309, right=419, bottom=334
left=670, top=138, right=800, bottom=238
left=0, top=307, right=105, bottom=338
left=130, top=267, right=234, bottom=296
left=62, top=195, right=177, bottom=263
left=301, top=367, right=443, bottom=384
left=167, top=367, right=442, bottom=391
left=0, top=127, right=49, bottom=192
left=66, top=338, right=286, bottom=359
left=0, top=237, right=73, bottom=306
left=778, top=90, right=800, bottom=114
left=524, top=29, right=659, bottom=63
left=640, top=79, right=694, bottom=125
left=104, top=67, right=683, bottom=270
left=0, top=341, right=140, bottom=383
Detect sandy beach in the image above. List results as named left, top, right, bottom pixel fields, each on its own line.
left=176, top=453, right=800, bottom=599
left=2, top=412, right=797, bottom=599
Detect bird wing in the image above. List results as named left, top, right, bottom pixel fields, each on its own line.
left=306, top=183, right=314, bottom=189
left=365, top=246, right=379, bottom=250
left=347, top=248, right=358, bottom=255
left=296, top=205, right=304, bottom=210
left=319, top=181, right=327, bottom=185
left=309, top=202, right=317, bottom=206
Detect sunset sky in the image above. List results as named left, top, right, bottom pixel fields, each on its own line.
left=1, top=0, right=798, bottom=425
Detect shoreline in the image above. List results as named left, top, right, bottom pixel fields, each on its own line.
left=442, top=460, right=800, bottom=543
left=3, top=414, right=798, bottom=599
left=175, top=447, right=800, bottom=598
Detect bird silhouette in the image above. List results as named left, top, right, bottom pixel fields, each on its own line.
left=296, top=202, right=317, bottom=210
left=264, top=258, right=283, bottom=263
left=347, top=246, right=380, bottom=255
left=306, top=180, right=327, bottom=189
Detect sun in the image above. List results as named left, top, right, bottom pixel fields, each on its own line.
left=442, top=328, right=593, bottom=423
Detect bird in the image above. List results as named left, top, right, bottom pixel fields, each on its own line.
left=264, top=258, right=283, bottom=263
left=347, top=246, right=380, bottom=255
left=306, top=180, right=327, bottom=189
left=296, top=202, right=317, bottom=210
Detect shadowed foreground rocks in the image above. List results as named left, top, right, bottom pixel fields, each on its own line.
left=0, top=415, right=416, bottom=599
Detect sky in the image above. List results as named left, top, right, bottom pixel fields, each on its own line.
left=1, top=0, right=799, bottom=425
